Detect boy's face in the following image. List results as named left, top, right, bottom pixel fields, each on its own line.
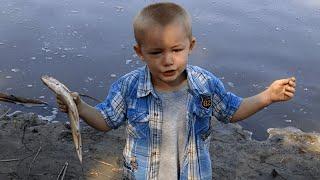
left=134, top=22, right=196, bottom=91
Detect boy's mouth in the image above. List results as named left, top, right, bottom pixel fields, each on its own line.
left=162, top=70, right=176, bottom=77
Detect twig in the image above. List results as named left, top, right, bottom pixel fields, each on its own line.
left=0, top=108, right=11, bottom=119
left=57, top=162, right=68, bottom=180
left=79, top=93, right=101, bottom=103
left=92, top=158, right=114, bottom=167
left=0, top=158, right=19, bottom=162
left=27, top=146, right=42, bottom=177
left=0, top=92, right=47, bottom=105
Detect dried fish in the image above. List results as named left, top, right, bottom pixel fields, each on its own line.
left=41, top=75, right=82, bottom=163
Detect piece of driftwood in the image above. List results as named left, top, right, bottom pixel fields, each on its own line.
left=0, top=92, right=47, bottom=105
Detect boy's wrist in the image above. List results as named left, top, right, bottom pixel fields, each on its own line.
left=260, top=90, right=273, bottom=107
left=76, top=100, right=85, bottom=115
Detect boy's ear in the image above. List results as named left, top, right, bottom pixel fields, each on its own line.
left=189, top=37, right=196, bottom=54
left=134, top=44, right=145, bottom=61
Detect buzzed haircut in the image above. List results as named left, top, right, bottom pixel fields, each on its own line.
left=133, top=2, right=192, bottom=45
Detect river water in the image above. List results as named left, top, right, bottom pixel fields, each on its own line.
left=0, top=0, right=319, bottom=140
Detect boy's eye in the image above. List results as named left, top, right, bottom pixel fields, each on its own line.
left=173, top=49, right=183, bottom=52
left=149, top=51, right=161, bottom=55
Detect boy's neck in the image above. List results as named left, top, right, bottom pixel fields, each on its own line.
left=153, top=72, right=188, bottom=92
left=155, top=79, right=188, bottom=93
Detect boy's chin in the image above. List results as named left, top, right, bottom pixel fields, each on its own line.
left=160, top=75, right=186, bottom=84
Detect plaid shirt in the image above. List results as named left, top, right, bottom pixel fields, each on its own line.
left=95, top=65, right=242, bottom=180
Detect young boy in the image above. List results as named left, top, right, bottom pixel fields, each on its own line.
left=57, top=2, right=296, bottom=180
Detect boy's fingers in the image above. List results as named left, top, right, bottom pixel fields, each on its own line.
left=56, top=95, right=65, bottom=103
left=289, top=80, right=296, bottom=87
left=284, top=91, right=294, bottom=98
left=280, top=77, right=296, bottom=85
left=285, top=86, right=296, bottom=93
left=56, top=98, right=63, bottom=104
left=59, top=105, right=68, bottom=113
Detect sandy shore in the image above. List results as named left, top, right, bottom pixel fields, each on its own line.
left=0, top=109, right=319, bottom=180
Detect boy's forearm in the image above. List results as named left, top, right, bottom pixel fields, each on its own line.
left=231, top=90, right=271, bottom=123
left=77, top=101, right=111, bottom=132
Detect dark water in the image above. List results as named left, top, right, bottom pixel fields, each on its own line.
left=0, top=0, right=319, bottom=140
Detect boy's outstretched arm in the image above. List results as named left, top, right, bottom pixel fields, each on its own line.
left=230, top=77, right=296, bottom=123
left=57, top=92, right=112, bottom=132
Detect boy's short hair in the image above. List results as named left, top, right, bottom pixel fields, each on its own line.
left=133, top=2, right=192, bottom=45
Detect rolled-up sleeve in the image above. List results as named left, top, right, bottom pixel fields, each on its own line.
left=211, top=78, right=242, bottom=124
left=95, top=81, right=126, bottom=129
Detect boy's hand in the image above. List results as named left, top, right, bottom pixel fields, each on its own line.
left=265, top=77, right=296, bottom=104
left=56, top=92, right=82, bottom=113
left=231, top=77, right=296, bottom=122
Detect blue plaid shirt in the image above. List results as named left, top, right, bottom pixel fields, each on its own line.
left=95, top=65, right=242, bottom=180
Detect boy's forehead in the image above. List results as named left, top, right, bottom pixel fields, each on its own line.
left=140, top=23, right=189, bottom=48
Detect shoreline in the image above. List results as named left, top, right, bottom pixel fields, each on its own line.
left=0, top=109, right=319, bottom=179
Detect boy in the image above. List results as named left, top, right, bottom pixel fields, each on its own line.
left=56, top=2, right=296, bottom=180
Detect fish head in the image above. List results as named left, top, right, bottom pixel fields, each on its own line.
left=41, top=75, right=70, bottom=93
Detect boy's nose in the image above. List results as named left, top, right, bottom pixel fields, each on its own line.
left=163, top=52, right=174, bottom=66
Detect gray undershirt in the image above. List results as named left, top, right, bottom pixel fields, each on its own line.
left=156, top=84, right=188, bottom=180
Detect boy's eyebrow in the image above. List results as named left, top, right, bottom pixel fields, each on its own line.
left=146, top=48, right=163, bottom=52
left=171, top=44, right=184, bottom=48
left=147, top=44, right=185, bottom=51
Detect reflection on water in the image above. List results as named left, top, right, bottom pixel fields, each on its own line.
left=0, top=0, right=319, bottom=140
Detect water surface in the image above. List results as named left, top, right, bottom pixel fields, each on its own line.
left=1, top=0, right=319, bottom=140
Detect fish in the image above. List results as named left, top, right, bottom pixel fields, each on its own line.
left=41, top=75, right=82, bottom=163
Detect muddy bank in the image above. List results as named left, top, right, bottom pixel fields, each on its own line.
left=0, top=109, right=319, bottom=180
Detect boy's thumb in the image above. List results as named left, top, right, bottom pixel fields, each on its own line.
left=70, top=92, right=79, bottom=100
left=280, top=78, right=290, bottom=85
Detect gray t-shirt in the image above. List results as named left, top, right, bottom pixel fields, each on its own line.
left=156, top=84, right=188, bottom=180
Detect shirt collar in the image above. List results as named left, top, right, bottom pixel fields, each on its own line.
left=137, top=65, right=157, bottom=98
left=136, top=65, right=210, bottom=98
left=186, top=65, right=211, bottom=96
